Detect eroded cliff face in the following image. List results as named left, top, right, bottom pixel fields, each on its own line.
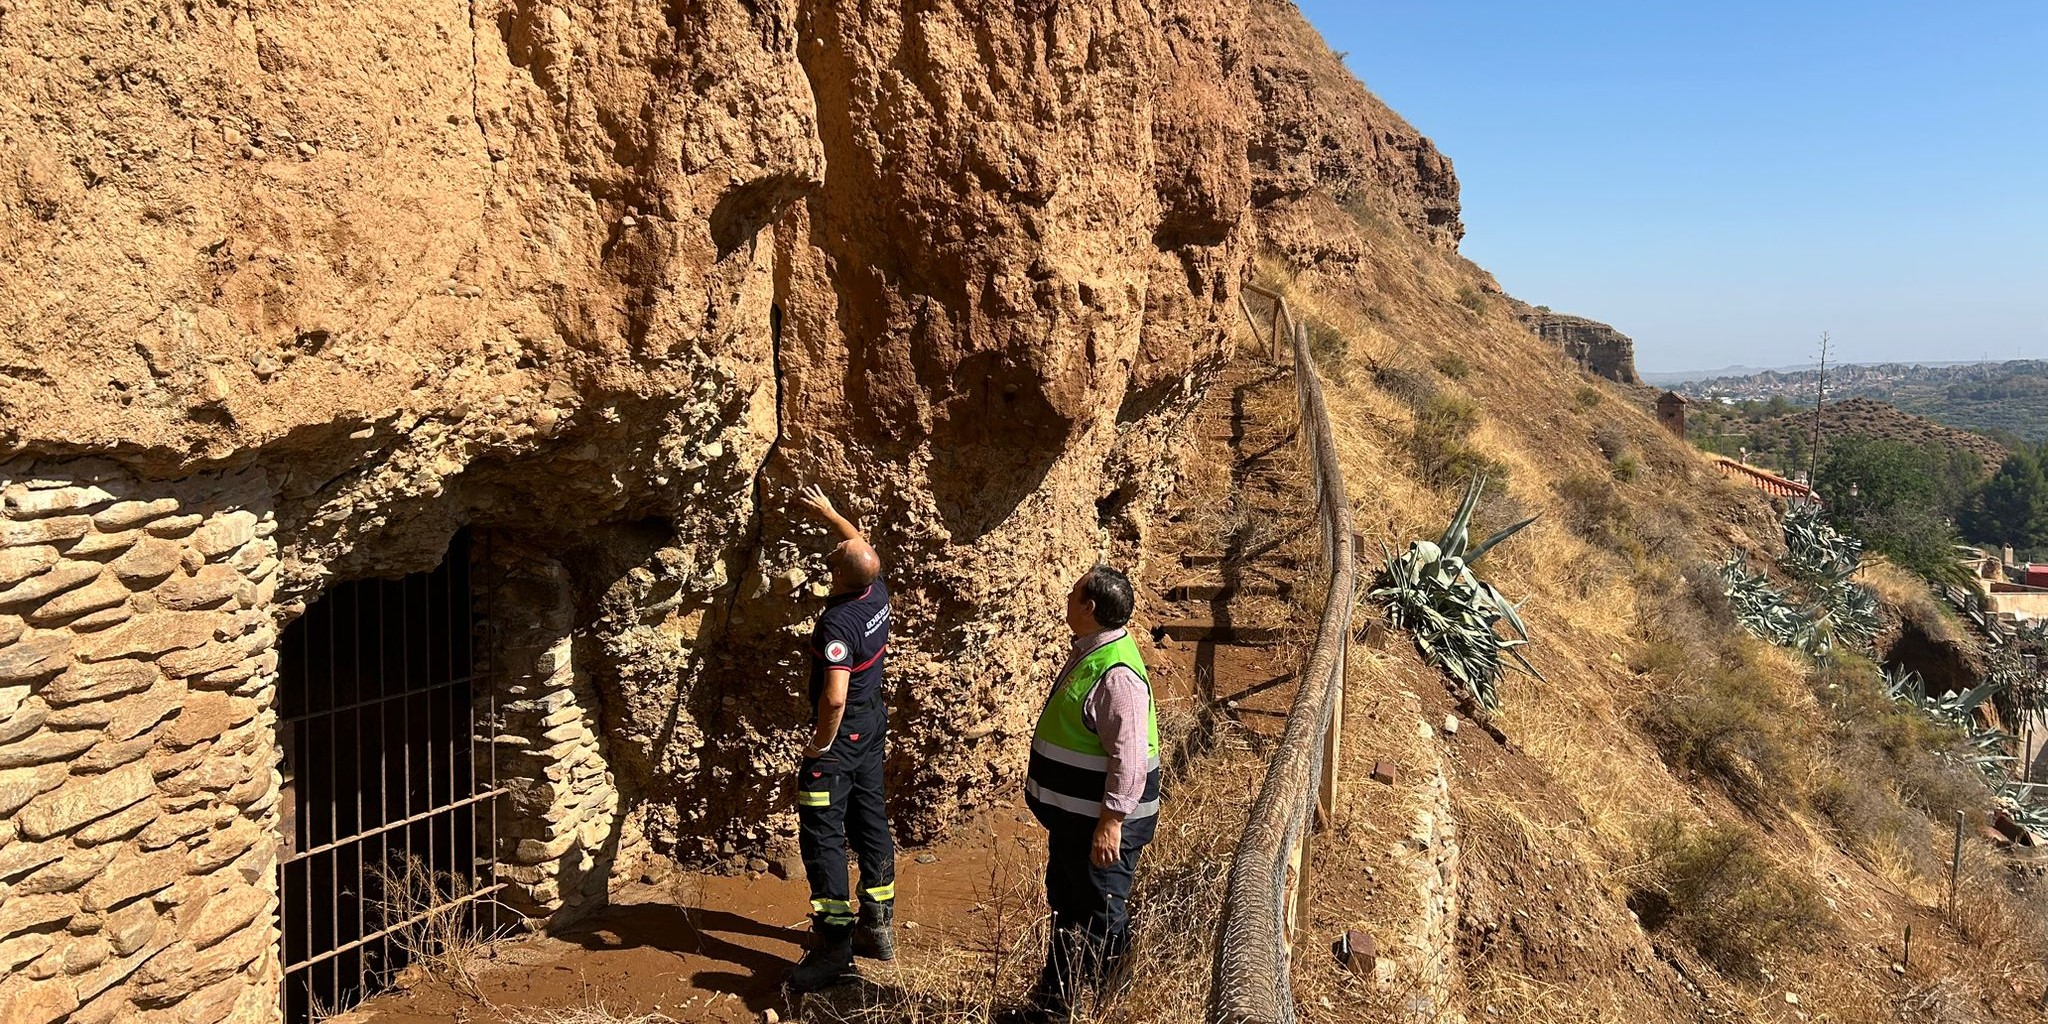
left=0, top=0, right=1455, bottom=869
left=0, top=1, right=1481, bottom=1014
left=1513, top=305, right=1643, bottom=385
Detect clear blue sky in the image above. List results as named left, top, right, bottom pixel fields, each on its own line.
left=1297, top=1, right=2047, bottom=373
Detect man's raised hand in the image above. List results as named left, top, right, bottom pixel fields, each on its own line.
left=797, top=484, right=837, bottom=521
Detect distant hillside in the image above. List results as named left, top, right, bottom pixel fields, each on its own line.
left=1644, top=359, right=1991, bottom=386
left=1688, top=395, right=2008, bottom=476
left=1675, top=359, right=2048, bottom=443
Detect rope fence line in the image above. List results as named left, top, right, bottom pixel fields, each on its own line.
left=1211, top=283, right=1357, bottom=1024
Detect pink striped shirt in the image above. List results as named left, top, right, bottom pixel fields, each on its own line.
left=1062, top=628, right=1150, bottom=817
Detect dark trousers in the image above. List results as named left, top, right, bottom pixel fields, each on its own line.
left=796, top=708, right=895, bottom=930
left=1034, top=812, right=1156, bottom=1011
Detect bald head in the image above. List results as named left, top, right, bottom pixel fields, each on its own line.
left=828, top=540, right=882, bottom=590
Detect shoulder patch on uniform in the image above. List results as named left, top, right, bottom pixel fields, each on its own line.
left=825, top=639, right=850, bottom=663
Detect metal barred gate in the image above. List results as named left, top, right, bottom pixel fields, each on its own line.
left=277, top=531, right=506, bottom=1022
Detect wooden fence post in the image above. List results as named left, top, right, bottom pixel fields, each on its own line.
left=1949, top=810, right=1965, bottom=913
left=1318, top=639, right=1345, bottom=831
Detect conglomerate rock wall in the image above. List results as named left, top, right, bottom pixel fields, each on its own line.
left=0, top=0, right=1461, bottom=1017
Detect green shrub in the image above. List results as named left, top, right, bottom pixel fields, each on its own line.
left=1640, top=658, right=1801, bottom=810
left=1611, top=452, right=1642, bottom=483
left=1410, top=393, right=1507, bottom=488
left=1574, top=385, right=1603, bottom=409
left=1304, top=318, right=1349, bottom=382
left=1635, top=818, right=1831, bottom=979
left=1433, top=353, right=1471, bottom=380
left=1816, top=658, right=1992, bottom=825
left=1370, top=362, right=1436, bottom=409
left=1454, top=285, right=1490, bottom=314
left=1555, top=472, right=1630, bottom=547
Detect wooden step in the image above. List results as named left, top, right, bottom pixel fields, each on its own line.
left=1153, top=620, right=1288, bottom=645
left=1167, top=581, right=1289, bottom=602
left=1178, top=552, right=1301, bottom=570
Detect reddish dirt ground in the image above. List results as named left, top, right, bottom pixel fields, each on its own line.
left=351, top=809, right=1048, bottom=1023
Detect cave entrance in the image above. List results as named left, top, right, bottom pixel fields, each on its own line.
left=1884, top=618, right=1975, bottom=700
left=275, top=530, right=508, bottom=1023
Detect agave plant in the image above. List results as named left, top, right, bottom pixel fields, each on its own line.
left=1780, top=501, right=1863, bottom=583
left=1371, top=476, right=1538, bottom=710
left=1722, top=556, right=1813, bottom=649
left=1723, top=504, right=1881, bottom=659
left=1808, top=576, right=1881, bottom=655
left=1997, top=787, right=2048, bottom=834
left=1879, top=664, right=1926, bottom=705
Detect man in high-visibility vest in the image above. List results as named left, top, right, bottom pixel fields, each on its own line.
left=786, top=484, right=897, bottom=991
left=1020, top=565, right=1161, bottom=1021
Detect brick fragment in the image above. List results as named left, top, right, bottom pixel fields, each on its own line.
left=1370, top=760, right=1399, bottom=786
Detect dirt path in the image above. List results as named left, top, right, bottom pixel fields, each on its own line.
left=349, top=809, right=1046, bottom=1023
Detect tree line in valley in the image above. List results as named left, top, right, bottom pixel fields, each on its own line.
left=1684, top=394, right=2048, bottom=581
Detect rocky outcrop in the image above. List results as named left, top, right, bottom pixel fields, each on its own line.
left=1243, top=0, right=1463, bottom=252
left=1515, top=307, right=1642, bottom=385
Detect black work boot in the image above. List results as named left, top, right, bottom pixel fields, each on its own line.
left=786, top=922, right=859, bottom=992
left=853, top=901, right=896, bottom=961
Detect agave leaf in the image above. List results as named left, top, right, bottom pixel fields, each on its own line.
left=1467, top=513, right=1540, bottom=565
left=1439, top=475, right=1487, bottom=555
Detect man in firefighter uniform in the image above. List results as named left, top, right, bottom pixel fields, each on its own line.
left=1021, top=565, right=1161, bottom=1020
left=787, top=484, right=898, bottom=991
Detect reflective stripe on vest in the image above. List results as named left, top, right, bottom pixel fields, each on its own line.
left=1025, top=632, right=1162, bottom=822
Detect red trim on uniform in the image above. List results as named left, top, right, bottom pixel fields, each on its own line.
left=850, top=643, right=887, bottom=673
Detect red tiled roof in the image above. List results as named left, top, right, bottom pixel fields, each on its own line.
left=1707, top=454, right=1818, bottom=501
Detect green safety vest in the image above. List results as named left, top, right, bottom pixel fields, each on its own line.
left=1025, top=632, right=1162, bottom=822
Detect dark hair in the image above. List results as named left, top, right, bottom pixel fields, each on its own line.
left=1079, top=565, right=1135, bottom=628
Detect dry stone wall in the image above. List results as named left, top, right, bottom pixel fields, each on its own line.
left=0, top=463, right=282, bottom=1024
left=483, top=539, right=620, bottom=924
